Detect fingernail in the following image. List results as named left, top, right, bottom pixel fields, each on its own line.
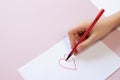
left=74, top=53, right=78, bottom=56
left=77, top=46, right=83, bottom=54
left=72, top=49, right=77, bottom=56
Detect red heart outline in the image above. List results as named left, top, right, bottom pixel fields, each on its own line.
left=58, top=54, right=77, bottom=70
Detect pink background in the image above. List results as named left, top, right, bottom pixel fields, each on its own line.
left=0, top=0, right=119, bottom=80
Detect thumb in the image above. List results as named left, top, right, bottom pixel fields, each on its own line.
left=77, top=34, right=96, bottom=53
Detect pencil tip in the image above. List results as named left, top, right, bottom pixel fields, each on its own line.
left=65, top=54, right=72, bottom=61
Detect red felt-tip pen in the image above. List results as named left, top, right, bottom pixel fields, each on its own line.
left=66, top=9, right=105, bottom=61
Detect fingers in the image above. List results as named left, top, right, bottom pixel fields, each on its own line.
left=68, top=27, right=86, bottom=49
left=68, top=26, right=87, bottom=55
left=68, top=22, right=92, bottom=55
left=68, top=31, right=76, bottom=49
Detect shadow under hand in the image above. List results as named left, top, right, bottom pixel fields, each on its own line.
left=76, top=41, right=111, bottom=62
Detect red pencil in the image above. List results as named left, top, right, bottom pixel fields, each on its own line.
left=66, top=9, right=105, bottom=61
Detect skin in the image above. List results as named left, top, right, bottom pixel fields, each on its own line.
left=68, top=12, right=120, bottom=55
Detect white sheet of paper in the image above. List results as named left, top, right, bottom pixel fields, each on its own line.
left=18, top=37, right=120, bottom=80
left=90, top=0, right=120, bottom=30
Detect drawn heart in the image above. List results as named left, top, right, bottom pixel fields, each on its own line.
left=58, top=54, right=77, bottom=70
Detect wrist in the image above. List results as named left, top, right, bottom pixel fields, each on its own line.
left=108, top=12, right=120, bottom=29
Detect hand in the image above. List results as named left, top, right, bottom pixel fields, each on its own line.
left=68, top=17, right=115, bottom=55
